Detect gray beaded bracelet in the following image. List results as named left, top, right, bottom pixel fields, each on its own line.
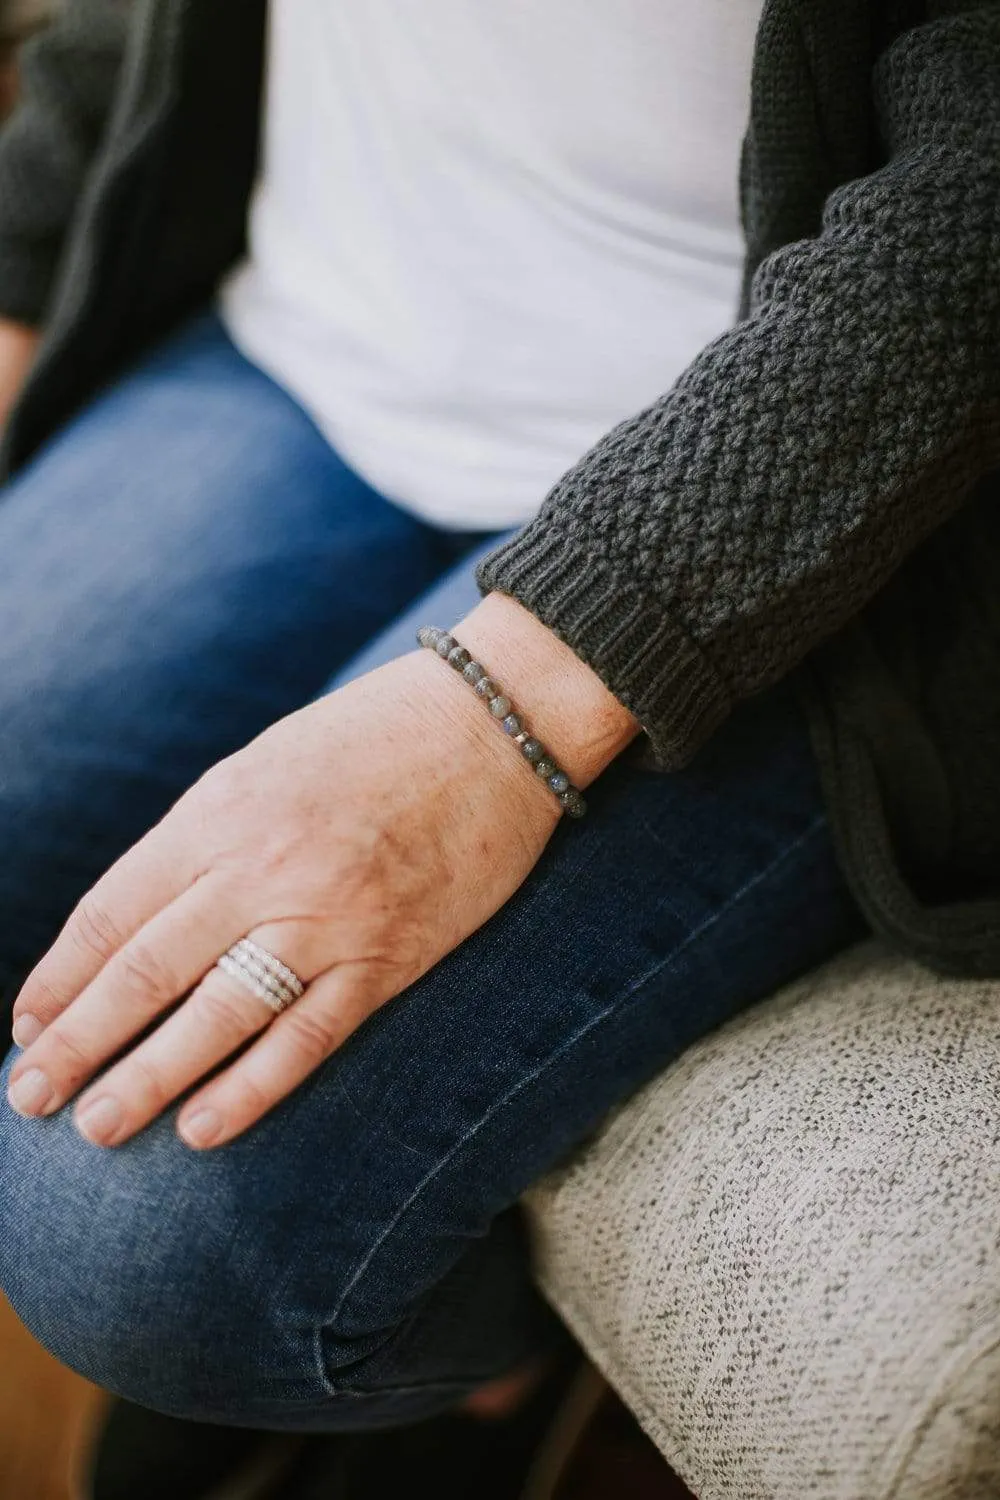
left=416, top=626, right=588, bottom=818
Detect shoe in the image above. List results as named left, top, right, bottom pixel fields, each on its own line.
left=85, top=1359, right=588, bottom=1500
left=85, top=1399, right=303, bottom=1500
left=265, top=1358, right=588, bottom=1500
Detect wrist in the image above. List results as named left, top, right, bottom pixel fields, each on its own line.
left=450, top=591, right=640, bottom=787
left=397, top=644, right=564, bottom=836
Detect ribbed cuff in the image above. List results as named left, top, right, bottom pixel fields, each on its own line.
left=476, top=520, right=733, bottom=769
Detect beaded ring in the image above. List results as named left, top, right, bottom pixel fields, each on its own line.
left=416, top=626, right=587, bottom=818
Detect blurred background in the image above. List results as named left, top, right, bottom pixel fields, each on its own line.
left=0, top=2, right=53, bottom=115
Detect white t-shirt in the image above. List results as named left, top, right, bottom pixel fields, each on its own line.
left=222, top=1, right=763, bottom=530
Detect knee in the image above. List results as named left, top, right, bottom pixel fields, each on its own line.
left=0, top=1059, right=302, bottom=1421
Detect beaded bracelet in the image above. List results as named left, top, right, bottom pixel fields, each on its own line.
left=416, top=626, right=587, bottom=818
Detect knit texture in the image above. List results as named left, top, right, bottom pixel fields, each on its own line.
left=0, top=0, right=999, bottom=972
left=528, top=942, right=1000, bottom=1499
left=478, top=8, right=1000, bottom=770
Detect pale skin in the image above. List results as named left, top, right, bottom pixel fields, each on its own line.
left=2, top=366, right=640, bottom=1150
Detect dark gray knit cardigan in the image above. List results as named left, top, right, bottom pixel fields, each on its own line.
left=1, top=0, right=999, bottom=972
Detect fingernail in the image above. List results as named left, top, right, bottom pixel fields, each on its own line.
left=75, top=1096, right=124, bottom=1146
left=12, top=1015, right=43, bottom=1049
left=179, top=1108, right=222, bottom=1149
left=8, top=1068, right=54, bottom=1116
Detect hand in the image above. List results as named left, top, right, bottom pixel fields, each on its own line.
left=8, top=595, right=638, bottom=1149
left=0, top=318, right=38, bottom=431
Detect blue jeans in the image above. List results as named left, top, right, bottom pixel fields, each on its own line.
left=0, top=316, right=864, bottom=1429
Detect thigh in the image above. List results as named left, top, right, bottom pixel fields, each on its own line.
left=0, top=316, right=461, bottom=997
left=0, top=606, right=865, bottom=1422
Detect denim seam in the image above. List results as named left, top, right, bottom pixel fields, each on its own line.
left=617, top=811, right=829, bottom=1003
left=318, top=812, right=829, bottom=1393
left=315, top=996, right=620, bottom=1396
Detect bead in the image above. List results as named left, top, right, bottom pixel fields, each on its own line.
left=416, top=626, right=586, bottom=818
left=559, top=787, right=587, bottom=818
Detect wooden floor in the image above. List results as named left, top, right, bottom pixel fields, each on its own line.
left=0, top=1292, right=106, bottom=1500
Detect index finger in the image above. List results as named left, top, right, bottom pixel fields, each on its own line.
left=12, top=821, right=188, bottom=1042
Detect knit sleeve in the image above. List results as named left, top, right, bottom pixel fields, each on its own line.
left=0, top=0, right=128, bottom=325
left=476, top=7, right=1000, bottom=768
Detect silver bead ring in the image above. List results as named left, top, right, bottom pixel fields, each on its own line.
left=215, top=937, right=307, bottom=1016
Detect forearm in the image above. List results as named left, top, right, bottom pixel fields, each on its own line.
left=456, top=591, right=641, bottom=787
left=479, top=8, right=1000, bottom=768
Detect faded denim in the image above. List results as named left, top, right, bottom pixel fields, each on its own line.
left=0, top=316, right=864, bottom=1428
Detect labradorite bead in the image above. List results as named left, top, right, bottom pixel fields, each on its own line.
left=559, top=787, right=587, bottom=818
left=417, top=626, right=587, bottom=819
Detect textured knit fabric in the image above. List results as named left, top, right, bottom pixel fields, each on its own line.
left=527, top=942, right=1000, bottom=1500
left=480, top=7, right=1000, bottom=754
left=0, top=1, right=998, bottom=971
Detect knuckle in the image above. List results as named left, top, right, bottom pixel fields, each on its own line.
left=177, top=765, right=244, bottom=851
left=257, top=838, right=300, bottom=880
left=282, top=1006, right=339, bottom=1063
left=19, top=968, right=71, bottom=1021
left=229, top=1070, right=270, bottom=1116
left=197, top=759, right=248, bottom=818
left=115, top=941, right=179, bottom=1010
left=193, top=980, right=258, bottom=1037
left=45, top=1024, right=96, bottom=1079
left=121, top=1050, right=172, bottom=1108
left=70, top=897, right=123, bottom=965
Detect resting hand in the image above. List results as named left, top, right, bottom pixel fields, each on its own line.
left=8, top=594, right=637, bottom=1148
